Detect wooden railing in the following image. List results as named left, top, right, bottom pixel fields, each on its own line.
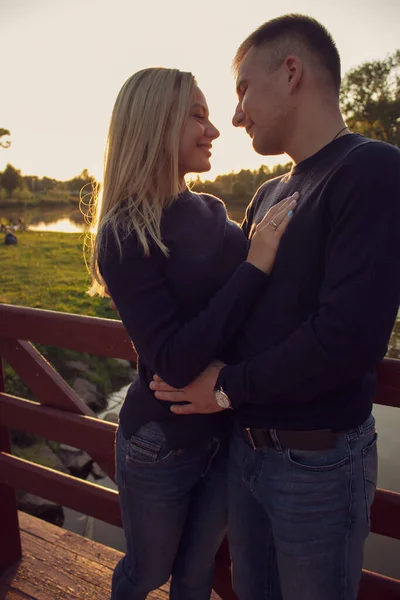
left=0, top=303, right=399, bottom=599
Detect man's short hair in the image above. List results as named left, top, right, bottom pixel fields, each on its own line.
left=234, top=14, right=341, bottom=94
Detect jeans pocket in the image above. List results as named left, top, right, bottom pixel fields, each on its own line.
left=287, top=446, right=350, bottom=472
left=362, top=433, right=378, bottom=524
left=127, top=433, right=174, bottom=465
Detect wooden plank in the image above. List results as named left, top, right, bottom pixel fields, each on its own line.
left=0, top=393, right=116, bottom=478
left=0, top=513, right=168, bottom=600
left=18, top=512, right=121, bottom=571
left=17, top=534, right=114, bottom=593
left=0, top=361, right=22, bottom=575
left=0, top=587, right=36, bottom=599
left=371, top=488, right=400, bottom=540
left=0, top=340, right=93, bottom=416
left=17, top=513, right=221, bottom=599
left=0, top=304, right=136, bottom=361
left=1, top=548, right=113, bottom=600
left=359, top=569, right=400, bottom=600
left=0, top=453, right=122, bottom=528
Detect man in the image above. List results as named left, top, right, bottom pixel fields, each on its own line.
left=150, top=14, right=400, bottom=600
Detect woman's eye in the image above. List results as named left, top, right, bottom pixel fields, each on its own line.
left=194, top=114, right=205, bottom=120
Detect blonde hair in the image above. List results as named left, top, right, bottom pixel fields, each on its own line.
left=88, top=67, right=196, bottom=296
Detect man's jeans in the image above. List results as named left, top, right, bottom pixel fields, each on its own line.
left=228, top=414, right=377, bottom=600
left=111, top=422, right=228, bottom=600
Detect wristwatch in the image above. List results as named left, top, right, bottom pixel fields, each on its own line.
left=214, top=387, right=232, bottom=410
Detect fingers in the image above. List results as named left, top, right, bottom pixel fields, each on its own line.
left=274, top=209, right=295, bottom=238
left=269, top=202, right=296, bottom=230
left=259, top=193, right=299, bottom=231
left=264, top=192, right=299, bottom=221
left=150, top=380, right=181, bottom=392
left=153, top=390, right=187, bottom=401
left=170, top=404, right=197, bottom=415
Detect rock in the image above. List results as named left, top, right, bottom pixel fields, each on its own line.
left=115, top=359, right=131, bottom=368
left=18, top=493, right=64, bottom=527
left=57, top=444, right=93, bottom=479
left=104, top=412, right=119, bottom=424
left=10, top=429, right=37, bottom=447
left=91, top=462, right=107, bottom=480
left=65, top=360, right=89, bottom=373
left=35, top=443, right=68, bottom=473
left=72, top=377, right=97, bottom=398
left=72, top=377, right=106, bottom=412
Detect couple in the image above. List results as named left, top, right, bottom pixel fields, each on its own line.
left=89, top=14, right=400, bottom=600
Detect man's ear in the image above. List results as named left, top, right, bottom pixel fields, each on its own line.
left=285, top=56, right=303, bottom=94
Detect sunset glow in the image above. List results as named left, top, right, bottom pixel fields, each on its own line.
left=1, top=0, right=399, bottom=182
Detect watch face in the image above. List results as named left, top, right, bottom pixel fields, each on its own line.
left=215, top=390, right=231, bottom=409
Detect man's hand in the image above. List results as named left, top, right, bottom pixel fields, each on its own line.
left=149, top=361, right=225, bottom=415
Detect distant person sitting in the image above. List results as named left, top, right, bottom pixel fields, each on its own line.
left=15, top=217, right=26, bottom=231
left=4, top=230, right=17, bottom=245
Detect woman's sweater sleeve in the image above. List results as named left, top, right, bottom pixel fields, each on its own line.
left=100, top=231, right=267, bottom=388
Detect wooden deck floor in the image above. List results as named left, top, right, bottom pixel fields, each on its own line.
left=0, top=512, right=222, bottom=599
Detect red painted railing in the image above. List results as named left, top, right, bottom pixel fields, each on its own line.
left=0, top=303, right=399, bottom=599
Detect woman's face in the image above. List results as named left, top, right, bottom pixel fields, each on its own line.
left=178, top=86, right=220, bottom=177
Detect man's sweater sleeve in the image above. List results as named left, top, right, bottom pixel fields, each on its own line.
left=100, top=230, right=267, bottom=389
left=218, top=143, right=400, bottom=408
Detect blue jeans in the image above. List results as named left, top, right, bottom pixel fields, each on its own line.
left=111, top=422, right=228, bottom=600
left=228, top=414, right=378, bottom=600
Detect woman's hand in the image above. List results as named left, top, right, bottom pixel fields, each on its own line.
left=247, top=192, right=299, bottom=274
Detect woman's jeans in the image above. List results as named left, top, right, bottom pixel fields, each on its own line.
left=111, top=422, right=228, bottom=600
left=228, top=414, right=378, bottom=600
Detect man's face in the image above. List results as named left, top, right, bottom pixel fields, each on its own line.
left=233, top=47, right=291, bottom=156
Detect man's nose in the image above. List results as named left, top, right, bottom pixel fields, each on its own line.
left=232, top=104, right=245, bottom=128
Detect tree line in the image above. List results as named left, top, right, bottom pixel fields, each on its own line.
left=1, top=49, right=399, bottom=212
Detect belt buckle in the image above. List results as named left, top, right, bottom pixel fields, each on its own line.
left=245, top=428, right=257, bottom=450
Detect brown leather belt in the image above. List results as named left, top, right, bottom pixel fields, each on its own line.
left=242, top=427, right=340, bottom=451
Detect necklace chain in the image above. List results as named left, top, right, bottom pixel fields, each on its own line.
left=332, top=125, right=348, bottom=142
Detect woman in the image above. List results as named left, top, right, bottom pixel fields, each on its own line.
left=89, top=67, right=297, bottom=599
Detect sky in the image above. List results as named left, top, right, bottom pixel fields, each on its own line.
left=1, top=0, right=399, bottom=182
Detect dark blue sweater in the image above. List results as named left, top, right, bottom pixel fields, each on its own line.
left=99, top=190, right=267, bottom=447
left=218, top=134, right=400, bottom=431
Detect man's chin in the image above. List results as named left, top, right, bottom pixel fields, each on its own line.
left=252, top=138, right=282, bottom=157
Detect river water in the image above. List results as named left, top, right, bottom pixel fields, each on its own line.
left=10, top=212, right=399, bottom=578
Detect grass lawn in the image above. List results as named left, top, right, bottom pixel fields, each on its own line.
left=0, top=230, right=113, bottom=317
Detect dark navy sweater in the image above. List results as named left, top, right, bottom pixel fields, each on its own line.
left=99, top=190, right=267, bottom=447
left=218, top=134, right=400, bottom=431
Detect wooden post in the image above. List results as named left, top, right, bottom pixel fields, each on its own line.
left=0, top=356, right=22, bottom=574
